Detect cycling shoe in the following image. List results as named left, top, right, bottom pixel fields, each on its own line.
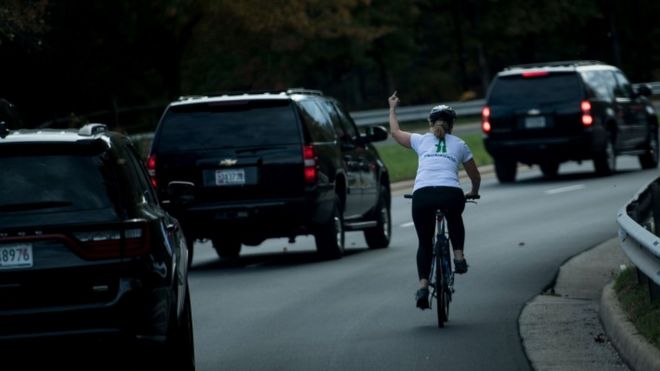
left=454, top=258, right=468, bottom=274
left=415, top=287, right=430, bottom=310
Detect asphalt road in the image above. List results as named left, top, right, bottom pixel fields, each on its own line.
left=188, top=156, right=658, bottom=371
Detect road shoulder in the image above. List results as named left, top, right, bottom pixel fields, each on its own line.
left=519, top=238, right=630, bottom=370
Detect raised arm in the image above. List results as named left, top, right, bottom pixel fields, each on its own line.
left=388, top=91, right=412, bottom=149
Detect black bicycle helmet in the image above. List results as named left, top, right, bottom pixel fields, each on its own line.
left=428, top=105, right=456, bottom=125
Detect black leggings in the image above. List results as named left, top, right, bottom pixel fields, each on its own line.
left=412, top=186, right=466, bottom=280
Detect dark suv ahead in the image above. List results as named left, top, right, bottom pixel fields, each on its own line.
left=0, top=123, right=194, bottom=369
left=148, top=89, right=391, bottom=261
left=482, top=60, right=658, bottom=182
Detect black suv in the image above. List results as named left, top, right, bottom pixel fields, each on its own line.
left=482, top=60, right=658, bottom=182
left=0, top=123, right=194, bottom=369
left=148, top=89, right=391, bottom=261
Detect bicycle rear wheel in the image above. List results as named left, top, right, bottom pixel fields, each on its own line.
left=435, top=245, right=449, bottom=327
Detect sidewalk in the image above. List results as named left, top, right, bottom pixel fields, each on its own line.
left=519, top=238, right=660, bottom=370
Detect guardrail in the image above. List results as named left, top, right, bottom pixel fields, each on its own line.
left=617, top=176, right=660, bottom=299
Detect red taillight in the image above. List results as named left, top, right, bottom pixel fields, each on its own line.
left=73, top=220, right=150, bottom=259
left=481, top=106, right=492, bottom=133
left=147, top=154, right=157, bottom=188
left=580, top=100, right=593, bottom=127
left=522, top=71, right=549, bottom=78
left=303, top=145, right=317, bottom=184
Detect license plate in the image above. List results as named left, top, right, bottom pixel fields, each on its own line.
left=0, top=243, right=34, bottom=269
left=525, top=116, right=546, bottom=129
left=215, top=169, right=246, bottom=186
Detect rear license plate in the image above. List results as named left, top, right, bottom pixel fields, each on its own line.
left=0, top=243, right=33, bottom=269
left=215, top=169, right=246, bottom=186
left=524, top=116, right=546, bottom=129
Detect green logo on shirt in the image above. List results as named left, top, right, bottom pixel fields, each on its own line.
left=435, top=139, right=446, bottom=153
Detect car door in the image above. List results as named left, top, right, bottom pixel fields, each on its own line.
left=333, top=101, right=379, bottom=214
left=317, top=99, right=364, bottom=218
left=612, top=71, right=647, bottom=148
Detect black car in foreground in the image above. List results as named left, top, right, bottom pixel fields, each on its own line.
left=148, top=88, right=391, bottom=261
left=482, top=60, right=658, bottom=182
left=0, top=123, right=194, bottom=370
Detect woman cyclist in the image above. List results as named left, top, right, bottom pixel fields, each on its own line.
left=388, top=91, right=481, bottom=310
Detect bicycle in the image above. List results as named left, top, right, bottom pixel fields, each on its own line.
left=405, top=193, right=479, bottom=327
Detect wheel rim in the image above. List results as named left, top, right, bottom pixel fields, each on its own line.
left=334, top=215, right=343, bottom=248
left=380, top=206, right=390, bottom=240
left=651, top=136, right=658, bottom=161
left=606, top=141, right=615, bottom=170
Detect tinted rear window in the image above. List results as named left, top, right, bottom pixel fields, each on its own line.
left=157, top=100, right=301, bottom=151
left=0, top=149, right=119, bottom=215
left=488, top=73, right=583, bottom=105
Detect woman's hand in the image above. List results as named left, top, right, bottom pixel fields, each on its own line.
left=387, top=91, right=411, bottom=148
left=388, top=91, right=400, bottom=110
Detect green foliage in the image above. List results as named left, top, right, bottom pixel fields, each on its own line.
left=615, top=267, right=660, bottom=348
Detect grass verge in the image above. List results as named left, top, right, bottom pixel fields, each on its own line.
left=614, top=267, right=660, bottom=349
left=374, top=132, right=493, bottom=183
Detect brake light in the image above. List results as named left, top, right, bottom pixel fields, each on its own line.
left=73, top=220, right=150, bottom=259
left=147, top=154, right=157, bottom=188
left=481, top=106, right=492, bottom=133
left=580, top=100, right=593, bottom=127
left=303, top=145, right=317, bottom=184
left=522, top=71, right=550, bottom=78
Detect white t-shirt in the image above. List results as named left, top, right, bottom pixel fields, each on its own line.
left=410, top=133, right=473, bottom=191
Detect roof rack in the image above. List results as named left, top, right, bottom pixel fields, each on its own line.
left=505, top=60, right=606, bottom=70
left=178, top=95, right=208, bottom=101
left=286, top=88, right=323, bottom=96
left=78, top=123, right=108, bottom=136
left=176, top=88, right=324, bottom=101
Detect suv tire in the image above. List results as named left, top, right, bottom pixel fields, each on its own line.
left=594, top=135, right=616, bottom=175
left=639, top=128, right=659, bottom=169
left=315, top=196, right=345, bottom=259
left=364, top=185, right=391, bottom=249
left=166, top=286, right=195, bottom=371
left=494, top=158, right=517, bottom=183
left=185, top=235, right=195, bottom=268
left=213, top=238, right=241, bottom=260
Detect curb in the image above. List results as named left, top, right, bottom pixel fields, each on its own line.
left=600, top=282, right=660, bottom=371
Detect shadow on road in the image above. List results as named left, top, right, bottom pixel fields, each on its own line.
left=190, top=247, right=370, bottom=272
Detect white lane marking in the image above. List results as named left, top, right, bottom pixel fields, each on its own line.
left=545, top=184, right=586, bottom=195
left=400, top=222, right=415, bottom=228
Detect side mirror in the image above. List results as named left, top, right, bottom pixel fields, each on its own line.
left=168, top=181, right=195, bottom=206
left=361, top=125, right=388, bottom=143
left=635, top=84, right=653, bottom=98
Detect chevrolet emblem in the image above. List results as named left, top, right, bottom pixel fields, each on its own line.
left=219, top=159, right=238, bottom=166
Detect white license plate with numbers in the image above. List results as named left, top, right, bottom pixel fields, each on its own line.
left=524, top=116, right=546, bottom=129
left=0, top=243, right=33, bottom=269
left=215, top=169, right=246, bottom=186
